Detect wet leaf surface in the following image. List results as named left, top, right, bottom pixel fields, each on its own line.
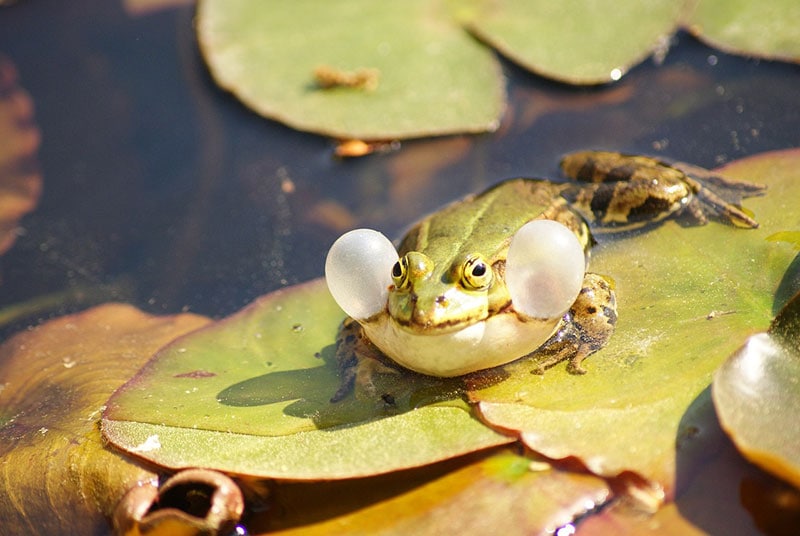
left=196, top=0, right=505, bottom=140
left=0, top=304, right=210, bottom=534
left=468, top=150, right=800, bottom=498
left=103, top=280, right=512, bottom=479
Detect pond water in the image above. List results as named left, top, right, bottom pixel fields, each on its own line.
left=0, top=2, right=798, bottom=330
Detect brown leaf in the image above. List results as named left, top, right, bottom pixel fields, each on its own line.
left=0, top=303, right=211, bottom=534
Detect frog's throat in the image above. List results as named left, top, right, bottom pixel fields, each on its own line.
left=360, top=313, right=560, bottom=377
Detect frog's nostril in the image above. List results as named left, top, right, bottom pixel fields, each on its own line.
left=435, top=295, right=447, bottom=305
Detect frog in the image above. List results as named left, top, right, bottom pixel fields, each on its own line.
left=325, top=151, right=765, bottom=401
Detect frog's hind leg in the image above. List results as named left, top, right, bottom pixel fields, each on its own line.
left=560, top=151, right=765, bottom=230
left=529, top=273, right=617, bottom=375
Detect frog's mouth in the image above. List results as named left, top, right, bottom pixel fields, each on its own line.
left=389, top=294, right=498, bottom=335
left=361, top=309, right=559, bottom=377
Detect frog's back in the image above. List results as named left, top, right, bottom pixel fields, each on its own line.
left=397, top=179, right=566, bottom=263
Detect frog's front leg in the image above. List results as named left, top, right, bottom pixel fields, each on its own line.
left=330, top=317, right=401, bottom=402
left=529, top=273, right=617, bottom=375
left=559, top=151, right=765, bottom=230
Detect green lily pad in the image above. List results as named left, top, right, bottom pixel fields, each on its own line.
left=712, top=288, right=800, bottom=490
left=685, top=0, right=800, bottom=63
left=466, top=0, right=683, bottom=84
left=469, top=149, right=800, bottom=498
left=196, top=0, right=505, bottom=140
left=102, top=280, right=512, bottom=480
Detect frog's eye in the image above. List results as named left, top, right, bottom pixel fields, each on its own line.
left=391, top=257, right=410, bottom=288
left=325, top=229, right=398, bottom=320
left=461, top=255, right=493, bottom=290
left=505, top=220, right=586, bottom=319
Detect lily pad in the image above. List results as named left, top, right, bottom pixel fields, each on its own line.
left=685, top=0, right=800, bottom=63
left=196, top=0, right=505, bottom=140
left=466, top=0, right=682, bottom=84
left=0, top=304, right=210, bottom=534
left=469, top=149, right=800, bottom=498
left=712, top=289, right=800, bottom=490
left=102, top=280, right=513, bottom=480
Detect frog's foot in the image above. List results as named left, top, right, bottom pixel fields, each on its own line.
left=331, top=317, right=401, bottom=402
left=673, top=162, right=766, bottom=229
left=529, top=273, right=617, bottom=375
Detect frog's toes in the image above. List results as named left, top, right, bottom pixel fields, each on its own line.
left=354, top=356, right=401, bottom=400
left=528, top=273, right=617, bottom=375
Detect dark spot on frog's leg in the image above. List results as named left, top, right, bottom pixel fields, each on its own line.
left=625, top=194, right=677, bottom=223
left=574, top=156, right=599, bottom=182
left=588, top=185, right=615, bottom=218
left=607, top=163, right=641, bottom=182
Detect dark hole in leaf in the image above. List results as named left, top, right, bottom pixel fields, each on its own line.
left=149, top=482, right=215, bottom=520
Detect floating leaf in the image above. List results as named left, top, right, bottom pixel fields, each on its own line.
left=196, top=0, right=505, bottom=140
left=469, top=149, right=800, bottom=498
left=103, top=280, right=513, bottom=480
left=685, top=0, right=800, bottom=63
left=712, top=288, right=800, bottom=490
left=466, top=0, right=682, bottom=84
left=0, top=304, right=211, bottom=534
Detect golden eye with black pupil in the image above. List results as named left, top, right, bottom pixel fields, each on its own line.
left=391, top=257, right=408, bottom=288
left=461, top=255, right=492, bottom=290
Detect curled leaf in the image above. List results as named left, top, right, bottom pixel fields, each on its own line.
left=113, top=468, right=244, bottom=536
left=713, top=290, right=800, bottom=490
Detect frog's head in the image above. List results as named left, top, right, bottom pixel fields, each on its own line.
left=325, top=220, right=586, bottom=333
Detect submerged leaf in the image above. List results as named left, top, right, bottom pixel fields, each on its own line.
left=196, top=0, right=505, bottom=140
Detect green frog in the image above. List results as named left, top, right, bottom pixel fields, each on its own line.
left=325, top=151, right=765, bottom=400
